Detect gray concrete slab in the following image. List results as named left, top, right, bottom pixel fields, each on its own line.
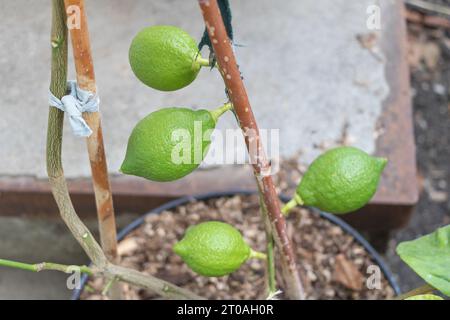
left=0, top=0, right=388, bottom=178
left=0, top=214, right=137, bottom=299
left=0, top=216, right=89, bottom=299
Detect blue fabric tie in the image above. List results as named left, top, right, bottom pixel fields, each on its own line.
left=49, top=80, right=100, bottom=137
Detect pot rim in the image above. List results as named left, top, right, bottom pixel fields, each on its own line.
left=71, top=189, right=401, bottom=299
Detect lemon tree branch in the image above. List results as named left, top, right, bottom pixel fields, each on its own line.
left=0, top=257, right=203, bottom=299
left=198, top=0, right=305, bottom=299
left=46, top=0, right=203, bottom=300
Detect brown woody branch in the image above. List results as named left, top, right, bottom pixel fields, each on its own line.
left=197, top=0, right=305, bottom=299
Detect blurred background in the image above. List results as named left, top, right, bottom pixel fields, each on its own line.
left=0, top=0, right=448, bottom=299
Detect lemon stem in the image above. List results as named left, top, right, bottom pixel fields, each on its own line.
left=195, top=55, right=212, bottom=68
left=210, top=102, right=233, bottom=122
left=281, top=194, right=304, bottom=216
left=250, top=249, right=267, bottom=260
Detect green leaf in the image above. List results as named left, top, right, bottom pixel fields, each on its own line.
left=405, top=294, right=443, bottom=300
left=396, top=224, right=450, bottom=297
left=405, top=294, right=444, bottom=300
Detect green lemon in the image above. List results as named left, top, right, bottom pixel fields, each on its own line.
left=284, top=147, right=387, bottom=215
left=120, top=104, right=231, bottom=182
left=173, top=221, right=264, bottom=277
left=129, top=25, right=209, bottom=91
left=405, top=294, right=444, bottom=300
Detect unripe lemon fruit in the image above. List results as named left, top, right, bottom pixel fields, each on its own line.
left=129, top=25, right=208, bottom=91
left=296, top=146, right=387, bottom=214
left=120, top=105, right=230, bottom=182
left=174, top=221, right=263, bottom=277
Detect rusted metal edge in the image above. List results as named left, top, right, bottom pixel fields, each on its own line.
left=0, top=166, right=255, bottom=217
left=372, top=1, right=419, bottom=206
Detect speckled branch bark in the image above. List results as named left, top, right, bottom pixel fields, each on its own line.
left=197, top=0, right=305, bottom=299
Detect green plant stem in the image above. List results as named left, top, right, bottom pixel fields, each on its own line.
left=250, top=250, right=267, bottom=260
left=394, top=283, right=436, bottom=300
left=281, top=194, right=304, bottom=216
left=210, top=102, right=233, bottom=122
left=0, top=258, right=93, bottom=275
left=198, top=0, right=305, bottom=299
left=258, top=192, right=277, bottom=295
left=46, top=0, right=203, bottom=300
left=102, top=276, right=118, bottom=296
left=49, top=0, right=108, bottom=271
left=196, top=55, right=212, bottom=67
left=266, top=238, right=276, bottom=294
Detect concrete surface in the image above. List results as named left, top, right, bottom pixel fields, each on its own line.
left=0, top=0, right=388, bottom=178
left=0, top=214, right=138, bottom=299
left=0, top=217, right=86, bottom=299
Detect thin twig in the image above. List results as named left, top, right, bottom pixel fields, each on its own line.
left=102, top=276, right=118, bottom=296
left=258, top=194, right=277, bottom=295
left=0, top=258, right=93, bottom=275
left=0, top=256, right=203, bottom=299
left=197, top=0, right=305, bottom=299
left=47, top=0, right=203, bottom=300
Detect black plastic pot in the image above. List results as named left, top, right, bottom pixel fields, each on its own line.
left=71, top=190, right=401, bottom=299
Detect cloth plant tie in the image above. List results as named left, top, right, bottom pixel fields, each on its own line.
left=48, top=80, right=99, bottom=137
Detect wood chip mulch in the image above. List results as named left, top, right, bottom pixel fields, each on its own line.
left=81, top=194, right=395, bottom=300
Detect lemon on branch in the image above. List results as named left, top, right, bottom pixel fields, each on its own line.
left=173, top=221, right=266, bottom=277
left=282, top=147, right=387, bottom=215
left=129, top=25, right=210, bottom=91
left=120, top=103, right=232, bottom=182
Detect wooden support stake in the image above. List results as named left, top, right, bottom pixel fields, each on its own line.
left=63, top=0, right=118, bottom=267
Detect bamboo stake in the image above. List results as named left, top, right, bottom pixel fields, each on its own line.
left=63, top=0, right=119, bottom=298
left=63, top=0, right=118, bottom=264
left=197, top=0, right=305, bottom=299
